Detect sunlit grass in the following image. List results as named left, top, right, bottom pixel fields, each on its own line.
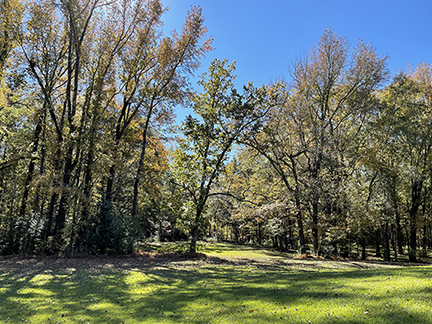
left=0, top=243, right=431, bottom=323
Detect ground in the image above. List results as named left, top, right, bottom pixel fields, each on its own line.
left=1, top=243, right=432, bottom=323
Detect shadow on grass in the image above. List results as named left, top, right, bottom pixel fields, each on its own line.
left=1, top=255, right=432, bottom=323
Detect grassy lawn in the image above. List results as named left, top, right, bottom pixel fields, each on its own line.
left=1, top=243, right=432, bottom=323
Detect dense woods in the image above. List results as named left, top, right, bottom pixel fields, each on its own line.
left=1, top=0, right=432, bottom=262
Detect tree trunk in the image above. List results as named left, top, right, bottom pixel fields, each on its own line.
left=189, top=203, right=205, bottom=254
left=132, top=98, right=156, bottom=224
left=422, top=225, right=428, bottom=257
left=361, top=237, right=366, bottom=260
left=375, top=228, right=381, bottom=257
left=409, top=219, right=417, bottom=262
left=429, top=225, right=432, bottom=249
left=383, top=222, right=391, bottom=261
left=295, top=194, right=306, bottom=253
left=395, top=205, right=404, bottom=255
left=408, top=180, right=422, bottom=262
left=19, top=106, right=46, bottom=220
left=287, top=218, right=294, bottom=250
left=190, top=226, right=198, bottom=254
left=77, top=138, right=95, bottom=249
left=391, top=224, right=398, bottom=262
left=311, top=198, right=319, bottom=256
left=45, top=147, right=62, bottom=243
left=272, top=236, right=277, bottom=249
left=53, top=144, right=75, bottom=249
left=391, top=174, right=404, bottom=255
left=257, top=222, right=263, bottom=246
left=16, top=107, right=46, bottom=253
left=131, top=137, right=146, bottom=223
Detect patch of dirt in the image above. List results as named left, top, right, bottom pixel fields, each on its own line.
left=135, top=251, right=207, bottom=260
left=294, top=254, right=350, bottom=261
left=292, top=253, right=430, bottom=268
left=0, top=251, right=428, bottom=274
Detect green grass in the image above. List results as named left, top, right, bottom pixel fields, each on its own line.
left=1, top=243, right=432, bottom=323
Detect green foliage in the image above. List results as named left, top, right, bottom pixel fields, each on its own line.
left=0, top=0, right=212, bottom=255
left=0, top=0, right=23, bottom=73
left=2, top=0, right=432, bottom=264
left=81, top=200, right=133, bottom=254
left=173, top=58, right=273, bottom=252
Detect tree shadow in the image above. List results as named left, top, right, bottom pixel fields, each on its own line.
left=1, top=255, right=432, bottom=323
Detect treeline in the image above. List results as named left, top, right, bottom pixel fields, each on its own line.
left=0, top=0, right=212, bottom=254
left=1, top=0, right=432, bottom=262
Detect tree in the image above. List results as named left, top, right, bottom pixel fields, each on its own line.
left=0, top=0, right=22, bottom=73
left=246, top=29, right=388, bottom=255
left=0, top=0, right=212, bottom=254
left=376, top=65, right=432, bottom=262
left=173, top=59, right=272, bottom=253
left=130, top=5, right=213, bottom=228
left=244, top=81, right=308, bottom=252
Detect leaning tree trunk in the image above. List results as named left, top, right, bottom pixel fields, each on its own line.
left=131, top=100, right=155, bottom=230
left=19, top=105, right=46, bottom=219
left=16, top=105, right=47, bottom=253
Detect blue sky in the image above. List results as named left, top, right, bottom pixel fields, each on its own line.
left=162, top=0, right=432, bottom=120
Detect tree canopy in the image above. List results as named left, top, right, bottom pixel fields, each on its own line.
left=0, top=2, right=431, bottom=262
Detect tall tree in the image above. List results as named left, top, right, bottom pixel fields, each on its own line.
left=245, top=81, right=308, bottom=252
left=0, top=0, right=212, bottom=254
left=173, top=59, right=272, bottom=253
left=248, top=29, right=388, bottom=255
left=378, top=66, right=432, bottom=262
left=130, top=5, right=213, bottom=227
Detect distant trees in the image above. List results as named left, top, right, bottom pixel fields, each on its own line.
left=179, top=31, right=432, bottom=262
left=239, top=29, right=388, bottom=255
left=370, top=65, right=432, bottom=262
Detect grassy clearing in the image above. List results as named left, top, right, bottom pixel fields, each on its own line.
left=0, top=243, right=432, bottom=323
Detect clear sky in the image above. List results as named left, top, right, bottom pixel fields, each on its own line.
left=162, top=0, right=432, bottom=120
